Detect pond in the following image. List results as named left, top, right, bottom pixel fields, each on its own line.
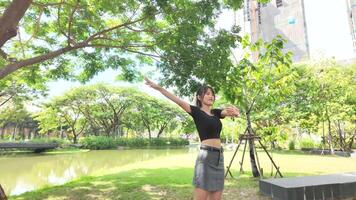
left=0, top=148, right=195, bottom=196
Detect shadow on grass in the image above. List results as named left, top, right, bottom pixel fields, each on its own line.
left=10, top=168, right=194, bottom=200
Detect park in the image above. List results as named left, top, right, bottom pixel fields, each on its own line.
left=0, top=0, right=355, bottom=199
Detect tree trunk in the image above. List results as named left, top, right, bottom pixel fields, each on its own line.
left=21, top=127, right=25, bottom=140
left=147, top=126, right=151, bottom=139
left=142, top=118, right=151, bottom=139
left=0, top=126, right=4, bottom=139
left=157, top=123, right=168, bottom=138
left=73, top=134, right=78, bottom=144
left=322, top=121, right=325, bottom=146
left=12, top=125, right=17, bottom=140
left=335, top=120, right=345, bottom=151
left=327, top=117, right=334, bottom=155
left=60, top=124, right=64, bottom=139
left=246, top=113, right=260, bottom=177
left=348, top=136, right=354, bottom=150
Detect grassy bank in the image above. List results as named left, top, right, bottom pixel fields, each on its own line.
left=9, top=149, right=356, bottom=200
left=11, top=168, right=306, bottom=200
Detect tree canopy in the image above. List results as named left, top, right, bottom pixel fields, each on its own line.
left=0, top=0, right=242, bottom=87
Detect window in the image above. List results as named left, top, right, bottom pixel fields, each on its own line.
left=276, top=0, right=283, bottom=8
left=258, top=3, right=262, bottom=24
left=244, top=0, right=251, bottom=21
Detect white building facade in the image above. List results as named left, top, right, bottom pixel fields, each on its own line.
left=239, top=0, right=356, bottom=62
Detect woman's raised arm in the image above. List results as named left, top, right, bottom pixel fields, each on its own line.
left=145, top=77, right=191, bottom=113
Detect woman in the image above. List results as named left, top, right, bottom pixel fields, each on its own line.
left=145, top=77, right=240, bottom=200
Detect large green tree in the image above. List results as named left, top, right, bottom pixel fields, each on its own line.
left=71, top=85, right=139, bottom=137
left=0, top=0, right=241, bottom=84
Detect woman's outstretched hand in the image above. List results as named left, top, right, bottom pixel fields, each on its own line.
left=144, top=77, right=161, bottom=90
left=224, top=105, right=240, bottom=118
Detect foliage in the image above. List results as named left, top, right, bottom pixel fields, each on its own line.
left=80, top=136, right=117, bottom=150
left=79, top=136, right=189, bottom=149
left=222, top=35, right=294, bottom=142
left=299, top=138, right=316, bottom=149
left=288, top=61, right=355, bottom=151
left=34, top=84, right=188, bottom=141
left=128, top=94, right=188, bottom=138
left=288, top=140, right=296, bottom=150
left=29, top=138, right=70, bottom=146
left=0, top=0, right=244, bottom=86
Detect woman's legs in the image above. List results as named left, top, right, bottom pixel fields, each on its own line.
left=194, top=188, right=223, bottom=200
left=208, top=190, right=223, bottom=200
left=194, top=188, right=209, bottom=200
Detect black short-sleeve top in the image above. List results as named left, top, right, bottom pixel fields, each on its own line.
left=188, top=105, right=224, bottom=141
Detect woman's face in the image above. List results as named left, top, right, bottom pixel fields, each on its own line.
left=200, top=88, right=215, bottom=106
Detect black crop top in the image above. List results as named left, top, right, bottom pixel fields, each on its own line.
left=188, top=105, right=224, bottom=141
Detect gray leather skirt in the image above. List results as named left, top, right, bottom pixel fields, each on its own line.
left=193, top=145, right=224, bottom=191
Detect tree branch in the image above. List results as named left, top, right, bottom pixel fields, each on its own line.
left=86, top=43, right=160, bottom=59
left=87, top=43, right=155, bottom=49
left=0, top=42, right=88, bottom=79
left=31, top=1, right=66, bottom=7
left=24, top=6, right=44, bottom=45
left=67, top=0, right=80, bottom=46
left=126, top=26, right=160, bottom=34
left=122, top=48, right=161, bottom=58
left=0, top=0, right=33, bottom=48
left=0, top=93, right=15, bottom=107
left=17, top=28, right=26, bottom=58
left=0, top=49, right=8, bottom=60
left=85, top=16, right=150, bottom=43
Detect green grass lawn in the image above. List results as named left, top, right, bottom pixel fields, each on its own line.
left=9, top=150, right=356, bottom=200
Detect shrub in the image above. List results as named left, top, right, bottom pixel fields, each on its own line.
left=149, top=138, right=168, bottom=146
left=80, top=136, right=116, bottom=150
left=299, top=139, right=316, bottom=149
left=29, top=138, right=70, bottom=146
left=168, top=138, right=189, bottom=146
left=80, top=136, right=189, bottom=149
left=288, top=140, right=296, bottom=150
left=352, top=142, right=356, bottom=149
left=124, top=138, right=149, bottom=147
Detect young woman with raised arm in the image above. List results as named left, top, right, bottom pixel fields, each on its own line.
left=145, top=77, right=240, bottom=200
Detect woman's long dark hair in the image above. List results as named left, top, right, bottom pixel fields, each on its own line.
left=195, top=85, right=215, bottom=108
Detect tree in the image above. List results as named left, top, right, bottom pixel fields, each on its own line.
left=222, top=35, right=294, bottom=177
left=0, top=103, right=35, bottom=140
left=0, top=0, right=242, bottom=84
left=289, top=61, right=356, bottom=153
left=71, top=85, right=138, bottom=137
left=0, top=70, right=46, bottom=108
left=46, top=94, right=87, bottom=144
left=34, top=105, right=62, bottom=138
left=180, top=114, right=195, bottom=139
left=131, top=94, right=186, bottom=138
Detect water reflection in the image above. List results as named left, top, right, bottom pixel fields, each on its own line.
left=0, top=148, right=190, bottom=195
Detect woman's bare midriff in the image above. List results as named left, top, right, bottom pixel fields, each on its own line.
left=201, top=138, right=221, bottom=148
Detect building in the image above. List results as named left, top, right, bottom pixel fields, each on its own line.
left=239, top=0, right=356, bottom=62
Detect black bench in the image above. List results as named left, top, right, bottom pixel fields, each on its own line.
left=260, top=172, right=356, bottom=200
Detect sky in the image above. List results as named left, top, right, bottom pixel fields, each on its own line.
left=303, top=0, right=354, bottom=60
